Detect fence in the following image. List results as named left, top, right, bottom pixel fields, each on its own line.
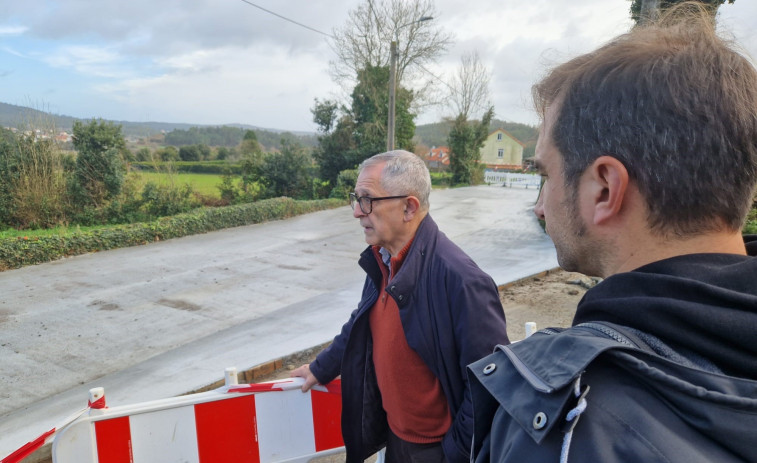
left=3, top=369, right=343, bottom=463
left=484, top=171, right=541, bottom=189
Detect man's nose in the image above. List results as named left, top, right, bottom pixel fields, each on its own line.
left=353, top=204, right=365, bottom=218
left=533, top=193, right=545, bottom=220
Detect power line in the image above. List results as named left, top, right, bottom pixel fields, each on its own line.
left=239, top=0, right=334, bottom=38
left=417, top=62, right=455, bottom=94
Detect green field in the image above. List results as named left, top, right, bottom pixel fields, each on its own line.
left=133, top=171, right=236, bottom=198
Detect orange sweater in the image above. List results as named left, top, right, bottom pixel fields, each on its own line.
left=369, top=243, right=452, bottom=443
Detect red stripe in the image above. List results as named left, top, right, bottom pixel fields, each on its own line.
left=88, top=396, right=107, bottom=409
left=227, top=382, right=286, bottom=393
left=95, top=417, right=133, bottom=463
left=195, top=395, right=260, bottom=463
left=323, top=379, right=342, bottom=395
left=0, top=428, right=55, bottom=463
left=311, top=386, right=344, bottom=452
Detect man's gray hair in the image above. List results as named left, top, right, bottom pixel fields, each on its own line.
left=360, top=150, right=431, bottom=211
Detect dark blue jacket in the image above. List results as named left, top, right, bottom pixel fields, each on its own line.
left=469, top=237, right=757, bottom=463
left=309, top=214, right=509, bottom=463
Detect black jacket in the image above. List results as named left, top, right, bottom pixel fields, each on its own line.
left=310, top=214, right=509, bottom=463
left=469, top=235, right=757, bottom=462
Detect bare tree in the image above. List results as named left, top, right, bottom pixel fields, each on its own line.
left=447, top=51, right=492, bottom=120
left=629, top=0, right=736, bottom=25
left=329, top=0, right=453, bottom=98
left=639, top=0, right=661, bottom=25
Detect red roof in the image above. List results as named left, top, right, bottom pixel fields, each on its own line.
left=424, top=146, right=450, bottom=165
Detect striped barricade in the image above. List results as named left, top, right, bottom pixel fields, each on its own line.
left=49, top=369, right=343, bottom=463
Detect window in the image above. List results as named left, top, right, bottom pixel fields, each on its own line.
left=497, top=133, right=503, bottom=140
left=498, top=149, right=504, bottom=158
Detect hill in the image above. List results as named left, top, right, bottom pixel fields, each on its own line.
left=1, top=101, right=537, bottom=156
left=0, top=102, right=315, bottom=142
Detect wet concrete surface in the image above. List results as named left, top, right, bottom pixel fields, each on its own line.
left=0, top=185, right=557, bottom=458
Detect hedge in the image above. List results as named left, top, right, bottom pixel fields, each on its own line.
left=0, top=197, right=345, bottom=271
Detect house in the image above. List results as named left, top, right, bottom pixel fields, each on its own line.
left=423, top=146, right=450, bottom=171
left=479, top=128, right=525, bottom=170
left=55, top=131, right=71, bottom=143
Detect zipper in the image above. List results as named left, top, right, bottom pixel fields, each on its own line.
left=500, top=346, right=554, bottom=393
left=575, top=322, right=640, bottom=348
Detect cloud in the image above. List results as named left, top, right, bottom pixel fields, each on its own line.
left=42, top=45, right=133, bottom=79
left=2, top=0, right=755, bottom=132
left=0, top=25, right=27, bottom=35
left=90, top=42, right=337, bottom=130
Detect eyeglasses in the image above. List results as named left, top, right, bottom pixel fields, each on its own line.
left=349, top=192, right=408, bottom=214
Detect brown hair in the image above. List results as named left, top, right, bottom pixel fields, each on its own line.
left=533, top=3, right=757, bottom=236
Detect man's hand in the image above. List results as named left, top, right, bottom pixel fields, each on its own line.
left=290, top=364, right=320, bottom=392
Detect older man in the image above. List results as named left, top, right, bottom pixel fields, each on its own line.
left=469, top=7, right=757, bottom=463
left=292, top=150, right=509, bottom=463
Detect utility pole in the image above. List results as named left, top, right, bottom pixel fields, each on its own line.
left=387, top=16, right=433, bottom=152
left=387, top=40, right=398, bottom=151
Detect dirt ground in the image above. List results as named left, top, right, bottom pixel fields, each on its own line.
left=497, top=268, right=593, bottom=341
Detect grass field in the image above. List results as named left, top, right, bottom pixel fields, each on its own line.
left=132, top=171, right=235, bottom=198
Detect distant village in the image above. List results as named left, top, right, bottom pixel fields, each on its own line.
left=3, top=126, right=72, bottom=143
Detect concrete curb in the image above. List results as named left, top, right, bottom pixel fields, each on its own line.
left=497, top=266, right=561, bottom=291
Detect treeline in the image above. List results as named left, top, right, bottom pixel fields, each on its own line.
left=164, top=125, right=318, bottom=150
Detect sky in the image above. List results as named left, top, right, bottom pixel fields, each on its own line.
left=1, top=1, right=756, bottom=133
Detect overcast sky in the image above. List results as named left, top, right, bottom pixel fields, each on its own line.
left=1, top=1, right=755, bottom=132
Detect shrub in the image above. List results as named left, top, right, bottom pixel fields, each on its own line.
left=1, top=130, right=70, bottom=229
left=141, top=181, right=198, bottom=218
left=0, top=197, right=345, bottom=271
left=744, top=207, right=757, bottom=235
left=71, top=119, right=127, bottom=208
left=430, top=172, right=452, bottom=188
left=329, top=169, right=358, bottom=199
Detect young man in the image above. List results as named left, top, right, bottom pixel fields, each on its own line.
left=292, top=150, right=509, bottom=463
left=469, top=8, right=757, bottom=463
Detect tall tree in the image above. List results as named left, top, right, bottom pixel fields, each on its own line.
left=238, top=130, right=265, bottom=195
left=311, top=65, right=416, bottom=187
left=329, top=0, right=452, bottom=106
left=629, top=0, right=735, bottom=24
left=311, top=99, right=358, bottom=185
left=70, top=119, right=127, bottom=207
left=447, top=51, right=492, bottom=121
left=447, top=107, right=494, bottom=185
left=351, top=64, right=415, bottom=155
left=259, top=139, right=311, bottom=199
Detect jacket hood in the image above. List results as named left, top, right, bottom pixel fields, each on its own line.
left=574, top=235, right=757, bottom=379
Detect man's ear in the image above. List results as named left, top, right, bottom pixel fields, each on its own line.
left=588, top=156, right=629, bottom=226
left=404, top=196, right=421, bottom=221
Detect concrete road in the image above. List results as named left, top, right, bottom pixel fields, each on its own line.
left=0, top=185, right=557, bottom=458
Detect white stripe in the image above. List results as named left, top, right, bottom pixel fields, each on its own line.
left=130, top=406, right=199, bottom=463
left=52, top=420, right=98, bottom=463
left=255, top=389, right=316, bottom=463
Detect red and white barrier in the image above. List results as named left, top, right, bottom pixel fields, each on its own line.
left=45, top=369, right=343, bottom=463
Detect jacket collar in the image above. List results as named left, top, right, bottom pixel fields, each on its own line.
left=359, top=214, right=438, bottom=309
